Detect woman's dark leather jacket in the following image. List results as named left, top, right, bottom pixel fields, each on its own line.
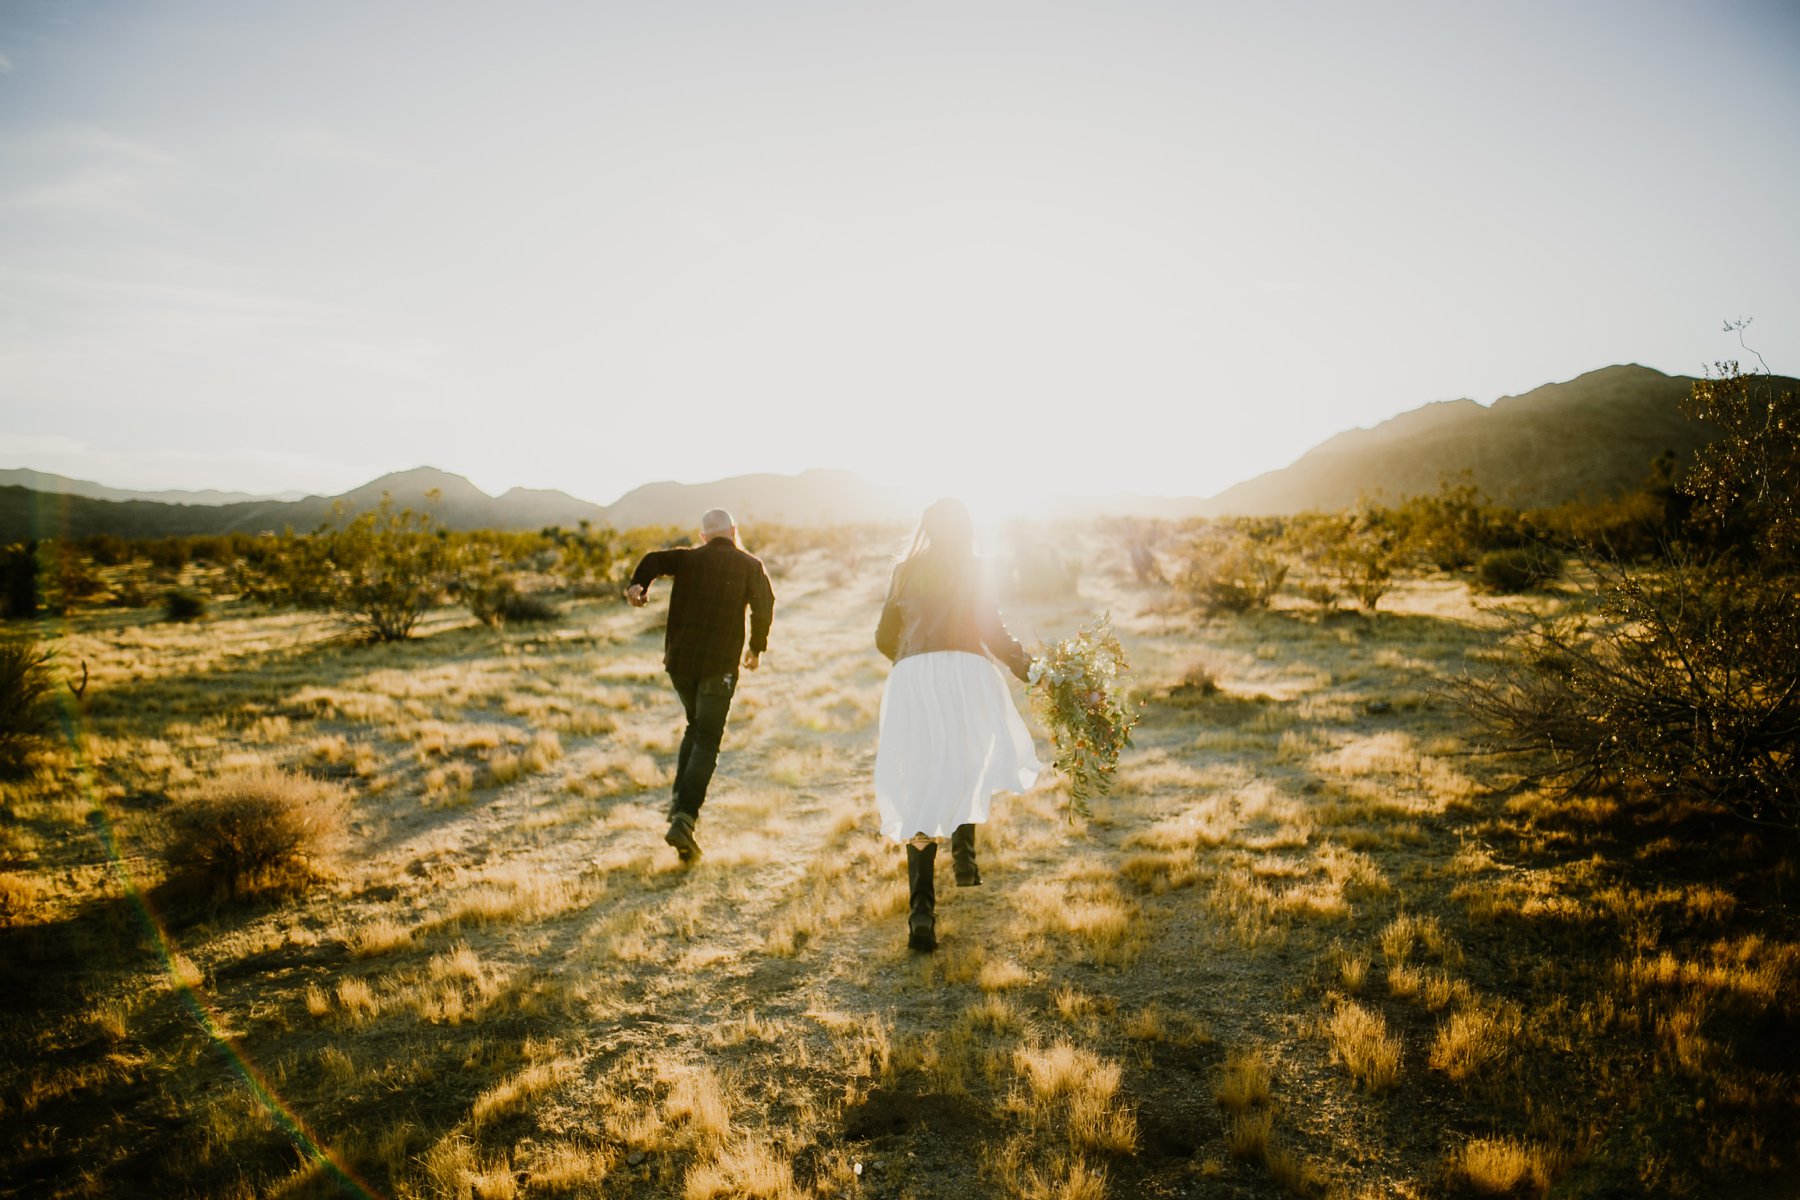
left=875, top=553, right=1032, bottom=682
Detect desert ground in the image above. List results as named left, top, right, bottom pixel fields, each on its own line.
left=1, top=528, right=1794, bottom=1199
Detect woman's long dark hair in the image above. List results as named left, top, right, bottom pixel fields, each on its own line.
left=898, top=498, right=978, bottom=597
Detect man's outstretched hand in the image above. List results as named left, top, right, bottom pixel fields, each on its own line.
left=625, top=584, right=647, bottom=608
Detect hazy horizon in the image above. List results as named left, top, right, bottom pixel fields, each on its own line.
left=3, top=2, right=1796, bottom=514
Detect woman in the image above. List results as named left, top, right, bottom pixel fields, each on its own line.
left=875, top=498, right=1042, bottom=952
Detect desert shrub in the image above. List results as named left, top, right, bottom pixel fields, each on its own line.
left=1, top=542, right=39, bottom=620
left=1393, top=479, right=1510, bottom=571
left=1177, top=520, right=1288, bottom=614
left=1474, top=546, right=1564, bottom=594
left=41, top=542, right=106, bottom=612
left=464, top=575, right=560, bottom=627
left=142, top=538, right=190, bottom=572
left=317, top=497, right=453, bottom=642
left=108, top=581, right=153, bottom=609
left=165, top=767, right=347, bottom=900
left=1462, top=362, right=1800, bottom=832
left=79, top=533, right=133, bottom=566
left=1462, top=556, right=1799, bottom=830
left=0, top=640, right=54, bottom=776
left=1287, top=511, right=1404, bottom=612
left=499, top=590, right=560, bottom=623
left=162, top=588, right=208, bottom=623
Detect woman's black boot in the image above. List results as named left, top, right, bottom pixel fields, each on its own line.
left=951, top=823, right=981, bottom=886
left=906, top=841, right=937, bottom=951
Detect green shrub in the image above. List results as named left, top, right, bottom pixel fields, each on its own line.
left=0, top=640, right=53, bottom=776
left=162, top=588, right=208, bottom=623
left=1475, top=546, right=1564, bottom=594
left=1286, top=511, right=1403, bottom=612
left=317, top=497, right=452, bottom=642
left=165, top=767, right=347, bottom=900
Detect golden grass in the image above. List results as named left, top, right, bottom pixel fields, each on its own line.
left=443, top=865, right=596, bottom=927
left=471, top=1053, right=579, bottom=1128
left=1447, top=1136, right=1550, bottom=1196
left=342, top=916, right=413, bottom=958
left=1226, top=1108, right=1274, bottom=1160
left=683, top=1138, right=803, bottom=1200
left=1215, top=1046, right=1272, bottom=1112
left=517, top=1141, right=611, bottom=1195
left=7, top=539, right=1796, bottom=1199
left=662, top=1064, right=732, bottom=1147
left=1428, top=1003, right=1517, bottom=1082
left=1326, top=1000, right=1402, bottom=1091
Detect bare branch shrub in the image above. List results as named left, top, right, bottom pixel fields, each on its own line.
left=1460, top=362, right=1800, bottom=833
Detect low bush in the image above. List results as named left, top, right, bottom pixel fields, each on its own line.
left=165, top=767, right=347, bottom=900
left=466, top=577, right=560, bottom=627
left=1474, top=546, right=1564, bottom=594
left=0, top=640, right=53, bottom=776
left=1177, top=522, right=1288, bottom=614
left=162, top=588, right=208, bottom=623
left=1463, top=555, right=1798, bottom=832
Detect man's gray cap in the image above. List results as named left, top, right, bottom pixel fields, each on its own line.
left=701, top=508, right=736, bottom=536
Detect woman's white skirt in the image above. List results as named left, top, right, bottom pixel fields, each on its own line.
left=875, top=651, right=1042, bottom=842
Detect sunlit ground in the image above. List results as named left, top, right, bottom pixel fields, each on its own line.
left=1, top=528, right=1795, bottom=1199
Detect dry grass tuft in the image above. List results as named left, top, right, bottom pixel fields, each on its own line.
left=471, top=1053, right=579, bottom=1128
left=1326, top=1000, right=1402, bottom=1091
left=682, top=1139, right=802, bottom=1200
left=1226, top=1108, right=1274, bottom=1160
left=1447, top=1136, right=1550, bottom=1196
left=519, top=1141, right=610, bottom=1195
left=0, top=871, right=45, bottom=927
left=1215, top=1046, right=1272, bottom=1112
left=663, top=1064, right=732, bottom=1147
left=343, top=916, right=412, bottom=958
left=1428, top=1003, right=1518, bottom=1082
left=164, top=766, right=346, bottom=899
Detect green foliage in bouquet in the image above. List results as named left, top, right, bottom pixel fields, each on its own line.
left=1028, top=616, right=1139, bottom=817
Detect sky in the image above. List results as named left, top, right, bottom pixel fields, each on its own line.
left=1, top=1, right=1796, bottom=513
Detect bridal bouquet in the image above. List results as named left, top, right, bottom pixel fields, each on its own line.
left=1028, top=616, right=1139, bottom=817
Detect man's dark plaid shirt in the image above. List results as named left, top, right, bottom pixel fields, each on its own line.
left=629, top=537, right=775, bottom=678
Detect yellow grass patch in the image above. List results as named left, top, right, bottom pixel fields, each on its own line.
left=1215, top=1046, right=1272, bottom=1112
left=1448, top=1136, right=1551, bottom=1196
left=471, top=1053, right=579, bottom=1128
left=1326, top=1000, right=1402, bottom=1091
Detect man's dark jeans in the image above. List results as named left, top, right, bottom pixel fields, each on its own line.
left=669, top=669, right=736, bottom=821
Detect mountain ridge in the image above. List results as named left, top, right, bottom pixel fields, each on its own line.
left=6, top=363, right=1790, bottom=539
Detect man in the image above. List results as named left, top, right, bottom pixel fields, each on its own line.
left=626, top=508, right=774, bottom=862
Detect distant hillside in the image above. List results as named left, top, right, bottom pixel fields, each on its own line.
left=0, top=469, right=308, bottom=506
left=0, top=467, right=606, bottom=542
left=1199, top=364, right=1788, bottom=516
left=603, top=469, right=921, bottom=531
